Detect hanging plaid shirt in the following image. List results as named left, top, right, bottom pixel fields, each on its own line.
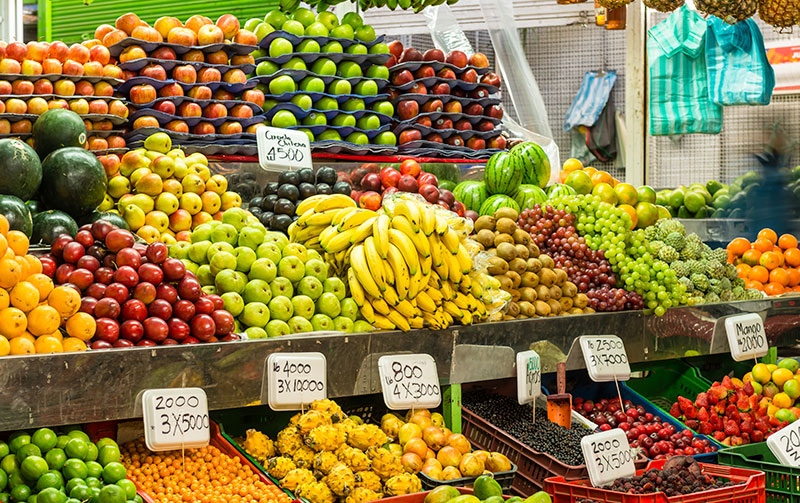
left=648, top=6, right=722, bottom=136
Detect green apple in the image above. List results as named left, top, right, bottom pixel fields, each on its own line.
left=345, top=132, right=369, bottom=145
left=211, top=223, right=238, bottom=246
left=238, top=226, right=265, bottom=250
left=340, top=298, right=360, bottom=321
left=317, top=11, right=340, bottom=31
left=345, top=44, right=368, bottom=55
left=270, top=276, right=293, bottom=298
left=321, top=41, right=344, bottom=53
left=354, top=25, right=376, bottom=42
left=328, top=79, right=352, bottom=95
left=278, top=255, right=305, bottom=283
left=341, top=98, right=365, bottom=111
left=354, top=80, right=378, bottom=96
left=330, top=24, right=354, bottom=40
left=244, top=18, right=262, bottom=32
left=265, top=10, right=288, bottom=29
left=365, top=65, right=389, bottom=80
left=188, top=240, right=212, bottom=264
left=292, top=7, right=317, bottom=27
left=369, top=42, right=390, bottom=54
left=297, top=276, right=324, bottom=300
left=299, top=129, right=314, bottom=142
left=168, top=241, right=190, bottom=259
left=268, top=296, right=294, bottom=321
left=282, top=57, right=307, bottom=71
left=372, top=100, right=394, bottom=116
left=323, top=277, right=347, bottom=300
left=243, top=279, right=272, bottom=305
left=281, top=19, right=305, bottom=36
left=269, top=37, right=293, bottom=58
left=272, top=110, right=297, bottom=128
left=254, top=22, right=274, bottom=41
left=222, top=207, right=249, bottom=230
left=233, top=247, right=257, bottom=272
left=353, top=320, right=374, bottom=332
left=356, top=114, right=381, bottom=130
left=252, top=48, right=268, bottom=59
left=266, top=319, right=291, bottom=337
left=256, top=242, right=282, bottom=263
left=202, top=285, right=217, bottom=295
left=264, top=231, right=289, bottom=249
left=245, top=326, right=268, bottom=339
left=311, top=58, right=337, bottom=76
left=221, top=292, right=245, bottom=316
left=337, top=61, right=363, bottom=78
left=269, top=75, right=297, bottom=95
left=291, top=295, right=315, bottom=319
left=310, top=313, right=334, bottom=331
left=282, top=243, right=308, bottom=261
left=241, top=301, right=270, bottom=327
left=262, top=98, right=277, bottom=109
left=290, top=94, right=313, bottom=111
left=333, top=316, right=355, bottom=332
left=317, top=130, right=342, bottom=141
left=288, top=316, right=314, bottom=334
left=296, top=39, right=321, bottom=53
left=303, top=112, right=327, bottom=126
left=342, top=12, right=364, bottom=28
left=256, top=61, right=279, bottom=77
left=210, top=250, right=236, bottom=275
left=306, top=249, right=322, bottom=261
left=207, top=242, right=235, bottom=262
left=197, top=264, right=214, bottom=286
left=304, top=258, right=328, bottom=282
left=299, top=76, right=325, bottom=93
left=374, top=131, right=397, bottom=145
left=332, top=114, right=356, bottom=127
left=249, top=257, right=277, bottom=282
left=315, top=96, right=338, bottom=110
left=184, top=260, right=199, bottom=275
left=316, top=292, right=341, bottom=318
left=215, top=269, right=246, bottom=294
left=304, top=22, right=329, bottom=37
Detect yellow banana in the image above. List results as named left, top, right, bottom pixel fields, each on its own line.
left=454, top=292, right=470, bottom=310
left=394, top=201, right=421, bottom=231
left=372, top=214, right=390, bottom=259
left=429, top=233, right=444, bottom=267
left=314, top=194, right=356, bottom=213
left=293, top=225, right=324, bottom=243
left=388, top=229, right=419, bottom=275
left=383, top=285, right=400, bottom=306
left=441, top=281, right=455, bottom=300
left=287, top=221, right=297, bottom=240
left=445, top=251, right=462, bottom=283
left=347, top=268, right=365, bottom=307
left=362, top=236, right=386, bottom=292
left=419, top=204, right=435, bottom=236
left=305, top=209, right=340, bottom=227
left=359, top=301, right=376, bottom=323
left=407, top=266, right=422, bottom=299
left=419, top=255, right=432, bottom=275
left=386, top=307, right=411, bottom=331
left=372, top=314, right=395, bottom=330
left=295, top=194, right=327, bottom=215
left=383, top=259, right=395, bottom=285
left=304, top=236, right=321, bottom=251
left=433, top=243, right=449, bottom=281
left=409, top=316, right=424, bottom=329
left=426, top=287, right=443, bottom=303
left=416, top=291, right=437, bottom=313
left=434, top=215, right=449, bottom=235
left=332, top=206, right=358, bottom=227
left=441, top=227, right=460, bottom=254
left=456, top=245, right=472, bottom=273
left=323, top=228, right=357, bottom=253
left=370, top=298, right=390, bottom=316
left=395, top=299, right=416, bottom=318
left=350, top=245, right=382, bottom=299
left=339, top=209, right=379, bottom=231
left=350, top=217, right=376, bottom=245
left=393, top=215, right=431, bottom=257
left=386, top=243, right=410, bottom=299
left=443, top=300, right=460, bottom=317
left=319, top=225, right=339, bottom=245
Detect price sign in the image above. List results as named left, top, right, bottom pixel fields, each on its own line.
left=768, top=419, right=800, bottom=466
left=725, top=313, right=768, bottom=361
left=378, top=354, right=441, bottom=410
left=579, top=335, right=631, bottom=382
left=256, top=126, right=312, bottom=171
left=267, top=352, right=327, bottom=410
left=581, top=429, right=637, bottom=487
left=142, top=388, right=209, bottom=452
left=516, top=350, right=541, bottom=405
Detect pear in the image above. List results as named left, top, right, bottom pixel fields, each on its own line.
left=151, top=155, right=175, bottom=178
left=135, top=173, right=164, bottom=197
left=143, top=131, right=172, bottom=154
left=129, top=167, right=151, bottom=186
left=107, top=175, right=131, bottom=199
left=129, top=193, right=154, bottom=214
left=122, top=204, right=145, bottom=231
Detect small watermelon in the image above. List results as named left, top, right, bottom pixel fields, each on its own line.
left=511, top=142, right=551, bottom=188
left=0, top=139, right=42, bottom=201
left=32, top=210, right=78, bottom=245
left=547, top=184, right=577, bottom=199
left=514, top=185, right=547, bottom=210
left=32, top=108, right=87, bottom=160
left=453, top=181, right=488, bottom=213
left=479, top=194, right=520, bottom=216
left=484, top=151, right=523, bottom=195
left=438, top=180, right=457, bottom=192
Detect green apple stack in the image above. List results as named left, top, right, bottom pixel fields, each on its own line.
left=169, top=207, right=372, bottom=338
left=246, top=9, right=398, bottom=147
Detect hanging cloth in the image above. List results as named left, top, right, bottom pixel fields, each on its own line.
left=563, top=70, right=617, bottom=132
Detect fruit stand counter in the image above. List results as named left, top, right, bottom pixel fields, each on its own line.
left=2, top=297, right=800, bottom=431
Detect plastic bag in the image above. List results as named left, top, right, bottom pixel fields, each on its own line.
left=563, top=70, right=617, bottom=131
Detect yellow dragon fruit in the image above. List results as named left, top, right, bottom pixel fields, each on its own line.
left=313, top=451, right=339, bottom=475
left=383, top=473, right=422, bottom=496
left=337, top=445, right=371, bottom=472
left=280, top=468, right=316, bottom=492
left=267, top=456, right=297, bottom=480
left=324, top=462, right=355, bottom=497
left=333, top=418, right=357, bottom=437
left=289, top=412, right=302, bottom=426
left=310, top=399, right=347, bottom=423
left=243, top=429, right=276, bottom=463
left=277, top=427, right=303, bottom=457
left=296, top=481, right=337, bottom=503
left=345, top=487, right=383, bottom=503
left=306, top=425, right=347, bottom=452
left=347, top=424, right=388, bottom=451
left=366, top=447, right=403, bottom=481
left=354, top=471, right=382, bottom=492
left=292, top=445, right=315, bottom=469
left=297, top=410, right=332, bottom=436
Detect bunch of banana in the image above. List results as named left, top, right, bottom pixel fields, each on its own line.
left=279, top=0, right=348, bottom=13
left=357, top=0, right=458, bottom=12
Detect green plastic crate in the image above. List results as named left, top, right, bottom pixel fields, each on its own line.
left=628, top=360, right=713, bottom=412
left=718, top=442, right=800, bottom=503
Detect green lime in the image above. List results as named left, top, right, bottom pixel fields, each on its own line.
left=0, top=492, right=9, bottom=503
left=30, top=430, right=57, bottom=454
left=10, top=484, right=30, bottom=502
left=13, top=446, right=39, bottom=465
left=7, top=437, right=29, bottom=456
left=63, top=480, right=84, bottom=495
left=35, top=487, right=65, bottom=503
left=84, top=445, right=97, bottom=463
left=133, top=496, right=141, bottom=503
left=44, top=450, right=65, bottom=472
left=89, top=487, right=100, bottom=503
left=100, top=463, right=126, bottom=484
left=19, top=456, right=47, bottom=482
left=0, top=456, right=17, bottom=476
left=65, top=499, right=80, bottom=503
left=0, top=444, right=9, bottom=460
left=54, top=438, right=68, bottom=452
left=85, top=462, right=102, bottom=479
left=96, top=447, right=119, bottom=468
left=35, top=472, right=63, bottom=492
left=63, top=441, right=86, bottom=462
left=25, top=495, right=35, bottom=503
left=0, top=469, right=6, bottom=492
left=93, top=440, right=116, bottom=452
left=98, top=485, right=125, bottom=503
left=114, top=481, right=135, bottom=501
left=7, top=473, right=25, bottom=490
left=68, top=485, right=91, bottom=502
left=61, top=460, right=88, bottom=481
left=65, top=432, right=88, bottom=443
left=84, top=478, right=101, bottom=490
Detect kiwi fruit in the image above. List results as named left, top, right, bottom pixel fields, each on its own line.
left=476, top=229, right=496, bottom=248
left=519, top=287, right=537, bottom=302
left=506, top=270, right=521, bottom=289
left=495, top=274, right=513, bottom=291
left=510, top=289, right=521, bottom=302
left=569, top=307, right=584, bottom=315
left=574, top=293, right=588, bottom=308
left=518, top=301, right=535, bottom=317
left=494, top=233, right=514, bottom=247
left=538, top=268, right=556, bottom=287
left=486, top=247, right=497, bottom=256
left=562, top=281, right=578, bottom=298
left=502, top=314, right=516, bottom=321
left=539, top=254, right=555, bottom=269
left=514, top=244, right=529, bottom=260
left=549, top=285, right=562, bottom=300
left=487, top=257, right=509, bottom=275
left=547, top=299, right=562, bottom=315
left=526, top=258, right=542, bottom=273
left=555, top=268, right=568, bottom=286
left=507, top=301, right=520, bottom=317
left=495, top=217, right=518, bottom=236
left=534, top=300, right=551, bottom=316
left=496, top=242, right=518, bottom=261
left=560, top=297, right=573, bottom=310
left=513, top=229, right=531, bottom=245
left=494, top=207, right=519, bottom=221
left=528, top=243, right=540, bottom=258
left=509, top=257, right=527, bottom=275
left=535, top=285, right=551, bottom=302
left=474, top=216, right=496, bottom=232
left=520, top=271, right=539, bottom=288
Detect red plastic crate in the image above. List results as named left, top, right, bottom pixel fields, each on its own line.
left=376, top=487, right=505, bottom=503
left=545, top=460, right=765, bottom=503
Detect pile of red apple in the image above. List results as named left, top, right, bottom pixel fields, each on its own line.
left=41, top=220, right=238, bottom=348
left=343, top=160, right=465, bottom=215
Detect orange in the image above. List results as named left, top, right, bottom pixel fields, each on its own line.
left=8, top=336, right=34, bottom=355
left=13, top=256, right=30, bottom=281
left=558, top=171, right=567, bottom=183
left=758, top=228, right=778, bottom=244
left=6, top=230, right=28, bottom=256
left=746, top=280, right=764, bottom=290
left=780, top=234, right=799, bottom=250
left=0, top=258, right=21, bottom=289
left=789, top=268, right=800, bottom=287
left=0, top=335, right=8, bottom=356
left=770, top=268, right=790, bottom=286
left=583, top=166, right=598, bottom=177
left=565, top=170, right=593, bottom=195
left=65, top=312, right=96, bottom=341
left=24, top=255, right=41, bottom=275
left=749, top=265, right=770, bottom=283
left=775, top=247, right=787, bottom=266
left=618, top=204, right=638, bottom=230
left=736, top=263, right=752, bottom=278
left=754, top=238, right=774, bottom=253
left=27, top=305, right=60, bottom=336
left=785, top=248, right=800, bottom=267
left=0, top=215, right=9, bottom=237
left=562, top=158, right=583, bottom=173
left=635, top=202, right=659, bottom=229
left=765, top=282, right=786, bottom=296
left=728, top=237, right=751, bottom=256
left=34, top=335, right=62, bottom=354
left=760, top=251, right=781, bottom=270
left=743, top=249, right=762, bottom=266
left=590, top=170, right=613, bottom=186
left=26, top=274, right=53, bottom=301
left=9, top=281, right=39, bottom=312
left=47, top=330, right=62, bottom=342
left=0, top=234, right=8, bottom=259
left=62, top=337, right=87, bottom=353
left=0, top=307, right=27, bottom=338
left=47, top=286, right=81, bottom=318
left=614, top=183, right=639, bottom=206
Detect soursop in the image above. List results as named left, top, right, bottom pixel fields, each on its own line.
left=724, top=263, right=738, bottom=280
left=745, top=288, right=764, bottom=300
left=720, top=290, right=733, bottom=301
left=720, top=277, right=732, bottom=291
left=709, top=278, right=722, bottom=295
left=681, top=241, right=703, bottom=260
left=732, top=286, right=745, bottom=299
left=644, top=225, right=658, bottom=241
left=665, top=232, right=686, bottom=251
left=656, top=219, right=685, bottom=240
left=649, top=240, right=666, bottom=255
left=659, top=245, right=679, bottom=263
left=691, top=273, right=710, bottom=291
left=687, top=260, right=704, bottom=275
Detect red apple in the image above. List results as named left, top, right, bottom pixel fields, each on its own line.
left=437, top=68, right=456, bottom=80
left=425, top=133, right=443, bottom=143
left=487, top=135, right=507, bottom=149
left=486, top=104, right=503, bottom=119
left=481, top=72, right=501, bottom=87
left=416, top=116, right=432, bottom=128
left=423, top=49, right=445, bottom=62
left=469, top=52, right=489, bottom=68
left=399, top=48, right=423, bottom=63
left=144, top=317, right=169, bottom=343
left=360, top=173, right=381, bottom=192
left=466, top=137, right=486, bottom=150
left=446, top=50, right=468, bottom=68
left=476, top=120, right=495, bottom=132
left=418, top=172, right=438, bottom=187
left=409, top=82, right=426, bottom=94
left=380, top=167, right=401, bottom=188
left=211, top=310, right=234, bottom=336
left=120, top=320, right=144, bottom=343
left=414, top=65, right=435, bottom=79
left=464, top=102, right=484, bottom=116
left=431, top=83, right=450, bottom=95
left=443, top=101, right=462, bottom=113
left=398, top=129, right=422, bottom=144
left=190, top=314, right=216, bottom=341
left=454, top=119, right=472, bottom=131
left=391, top=69, right=414, bottom=86
left=388, top=41, right=404, bottom=59
left=419, top=184, right=440, bottom=203
left=421, top=100, right=443, bottom=113
left=434, top=118, right=453, bottom=130
left=461, top=69, right=478, bottom=84
left=397, top=99, right=419, bottom=121
left=397, top=174, right=419, bottom=193
left=95, top=318, right=120, bottom=343
left=358, top=191, right=381, bottom=211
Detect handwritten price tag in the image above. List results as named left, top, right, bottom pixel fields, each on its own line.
left=256, top=126, right=312, bottom=171
left=267, top=353, right=327, bottom=410
left=725, top=313, right=768, bottom=362
left=516, top=350, right=541, bottom=405
left=579, top=335, right=631, bottom=382
left=142, top=388, right=209, bottom=452
left=378, top=354, right=441, bottom=410
left=767, top=419, right=800, bottom=466
left=581, top=429, right=637, bottom=487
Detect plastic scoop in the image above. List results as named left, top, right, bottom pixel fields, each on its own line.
left=547, top=361, right=572, bottom=428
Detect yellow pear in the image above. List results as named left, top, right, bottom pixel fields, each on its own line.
left=167, top=148, right=185, bottom=159
left=129, top=167, right=151, bottom=186
left=107, top=175, right=131, bottom=199
left=98, top=194, right=114, bottom=211
left=182, top=174, right=205, bottom=194
left=135, top=173, right=164, bottom=197
left=145, top=211, right=169, bottom=233
left=155, top=192, right=179, bottom=215
left=162, top=179, right=183, bottom=197
left=129, top=194, right=155, bottom=214
left=122, top=204, right=145, bottom=231
left=186, top=152, right=208, bottom=166
left=143, top=132, right=172, bottom=154
left=173, top=159, right=189, bottom=179
left=151, top=155, right=175, bottom=179
left=206, top=174, right=228, bottom=194
left=136, top=225, right=160, bottom=243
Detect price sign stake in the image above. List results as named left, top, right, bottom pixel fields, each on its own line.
left=378, top=354, right=441, bottom=411
left=142, top=388, right=209, bottom=452
left=580, top=335, right=630, bottom=409
left=581, top=429, right=637, bottom=487
left=516, top=350, right=541, bottom=422
left=768, top=418, right=800, bottom=466
left=257, top=126, right=313, bottom=171
left=725, top=313, right=768, bottom=362
left=267, top=352, right=327, bottom=410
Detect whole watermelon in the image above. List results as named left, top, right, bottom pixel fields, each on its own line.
left=514, top=185, right=547, bottom=210
left=547, top=184, right=577, bottom=199
left=32, top=108, right=87, bottom=160
left=32, top=210, right=78, bottom=244
left=40, top=147, right=107, bottom=219
left=453, top=181, right=488, bottom=213
left=0, top=195, right=33, bottom=237
left=479, top=194, right=520, bottom=216
left=0, top=139, right=42, bottom=201
left=511, top=142, right=551, bottom=188
left=484, top=151, right=523, bottom=195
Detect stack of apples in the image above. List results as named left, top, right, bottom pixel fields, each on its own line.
left=387, top=41, right=506, bottom=151
left=41, top=219, right=238, bottom=348
left=0, top=40, right=127, bottom=151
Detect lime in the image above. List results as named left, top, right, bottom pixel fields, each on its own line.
left=65, top=432, right=88, bottom=443
left=35, top=472, right=63, bottom=492
left=20, top=456, right=47, bottom=482
left=7, top=473, right=25, bottom=490
left=84, top=478, right=101, bottom=490
left=89, top=486, right=100, bottom=503
left=780, top=359, right=800, bottom=373
left=101, top=463, right=126, bottom=484
left=30, top=430, right=57, bottom=454
left=85, top=462, right=102, bottom=479
left=786, top=379, right=800, bottom=399
left=65, top=499, right=80, bottom=503
left=98, top=485, right=125, bottom=503
left=44, top=450, right=65, bottom=472
left=14, top=446, right=40, bottom=463
left=0, top=456, right=17, bottom=475
left=115, top=480, right=135, bottom=501
left=0, top=469, right=6, bottom=492
left=84, top=445, right=97, bottom=463
left=63, top=440, right=86, bottom=461
left=0, top=493, right=9, bottom=503
left=96, top=447, right=119, bottom=468
left=25, top=495, right=35, bottom=503
left=54, top=438, right=68, bottom=452
left=7, top=437, right=29, bottom=456
left=68, top=485, right=92, bottom=502
left=61, top=460, right=88, bottom=481
left=35, top=487, right=65, bottom=503
left=0, top=443, right=9, bottom=460
left=133, top=495, right=142, bottom=503
left=93, top=440, right=116, bottom=452
left=526, top=492, right=551, bottom=503
left=637, top=185, right=656, bottom=204
left=10, top=484, right=30, bottom=502
left=64, top=480, right=85, bottom=495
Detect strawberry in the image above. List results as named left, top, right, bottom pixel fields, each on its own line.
left=749, top=395, right=760, bottom=411
left=685, top=419, right=699, bottom=431
left=755, top=419, right=770, bottom=433
left=678, top=396, right=695, bottom=414
left=716, top=402, right=727, bottom=415
left=728, top=393, right=737, bottom=404
left=695, top=392, right=709, bottom=409
left=713, top=431, right=726, bottom=441
left=699, top=422, right=713, bottom=435
left=769, top=416, right=782, bottom=427
left=710, top=415, right=724, bottom=429
left=743, top=381, right=755, bottom=395
left=741, top=432, right=750, bottom=443
left=740, top=412, right=752, bottom=423
left=731, top=436, right=743, bottom=446
left=724, top=421, right=740, bottom=437
left=726, top=404, right=739, bottom=417
left=722, top=376, right=735, bottom=390
left=697, top=407, right=709, bottom=422
left=669, top=402, right=682, bottom=418
left=751, top=430, right=764, bottom=442
left=740, top=420, right=753, bottom=434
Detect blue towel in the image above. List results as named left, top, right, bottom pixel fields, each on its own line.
left=563, top=70, right=617, bottom=132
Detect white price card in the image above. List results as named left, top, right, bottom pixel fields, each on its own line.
left=378, top=354, right=441, bottom=410
left=256, top=126, right=312, bottom=171
left=267, top=352, right=327, bottom=410
left=581, top=429, right=637, bottom=487
left=142, top=388, right=210, bottom=452
left=516, top=350, right=541, bottom=405
left=725, top=313, right=768, bottom=361
left=580, top=335, right=631, bottom=382
left=767, top=419, right=800, bottom=466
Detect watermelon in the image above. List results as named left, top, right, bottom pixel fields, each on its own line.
left=86, top=211, right=130, bottom=231
left=32, top=210, right=78, bottom=244
left=453, top=181, right=488, bottom=213
left=32, top=109, right=87, bottom=160
left=514, top=185, right=547, bottom=210
left=438, top=180, right=457, bottom=192
left=511, top=142, right=551, bottom=188
left=0, top=139, right=42, bottom=201
left=0, top=195, right=33, bottom=237
left=40, top=147, right=107, bottom=219
left=479, top=194, right=520, bottom=216
left=484, top=151, right=523, bottom=195
left=547, top=184, right=577, bottom=199
left=25, top=200, right=44, bottom=217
